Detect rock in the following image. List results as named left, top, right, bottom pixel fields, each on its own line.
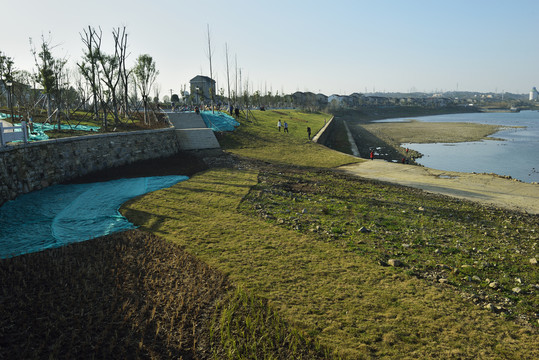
left=489, top=282, right=498, bottom=289
left=388, top=259, right=403, bottom=267
left=358, top=226, right=371, bottom=233
left=483, top=303, right=499, bottom=312
left=418, top=207, right=424, bottom=211
left=512, top=287, right=522, bottom=294
left=438, top=278, right=448, bottom=284
left=472, top=275, right=481, bottom=282
left=530, top=258, right=537, bottom=265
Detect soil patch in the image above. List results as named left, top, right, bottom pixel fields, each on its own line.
left=0, top=230, right=230, bottom=359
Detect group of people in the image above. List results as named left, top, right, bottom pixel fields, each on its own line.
left=277, top=120, right=289, bottom=133
left=277, top=120, right=313, bottom=140
left=369, top=147, right=413, bottom=163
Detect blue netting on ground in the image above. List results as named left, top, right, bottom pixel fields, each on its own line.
left=29, top=122, right=101, bottom=141
left=0, top=112, right=20, bottom=120
left=0, top=175, right=188, bottom=258
left=200, top=111, right=240, bottom=132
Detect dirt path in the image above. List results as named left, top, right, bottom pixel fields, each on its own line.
left=338, top=160, right=539, bottom=214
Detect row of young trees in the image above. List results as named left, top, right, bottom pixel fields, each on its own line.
left=0, top=26, right=159, bottom=130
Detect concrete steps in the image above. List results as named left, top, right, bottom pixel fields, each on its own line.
left=167, top=112, right=220, bottom=150
left=175, top=128, right=220, bottom=150
left=168, top=113, right=207, bottom=129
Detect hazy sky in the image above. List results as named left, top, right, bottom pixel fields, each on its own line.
left=2, top=0, right=538, bottom=97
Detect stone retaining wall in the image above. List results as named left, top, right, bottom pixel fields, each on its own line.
left=0, top=128, right=180, bottom=206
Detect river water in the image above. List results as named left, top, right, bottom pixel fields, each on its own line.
left=378, top=110, right=539, bottom=183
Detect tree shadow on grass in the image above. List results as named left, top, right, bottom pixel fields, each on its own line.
left=0, top=230, right=230, bottom=359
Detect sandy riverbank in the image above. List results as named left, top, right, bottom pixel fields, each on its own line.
left=335, top=109, right=503, bottom=162
left=328, top=108, right=539, bottom=214
left=338, top=160, right=539, bottom=214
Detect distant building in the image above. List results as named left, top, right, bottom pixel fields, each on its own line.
left=530, top=87, right=538, bottom=101
left=189, top=75, right=216, bottom=103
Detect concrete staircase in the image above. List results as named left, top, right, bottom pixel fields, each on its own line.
left=168, top=113, right=220, bottom=150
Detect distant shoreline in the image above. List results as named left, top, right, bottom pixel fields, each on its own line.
left=329, top=106, right=488, bottom=162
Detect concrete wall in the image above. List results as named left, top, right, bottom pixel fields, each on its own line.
left=0, top=127, right=180, bottom=206
left=311, top=116, right=336, bottom=144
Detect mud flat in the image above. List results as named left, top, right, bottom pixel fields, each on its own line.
left=339, top=160, right=539, bottom=214
left=361, top=120, right=503, bottom=144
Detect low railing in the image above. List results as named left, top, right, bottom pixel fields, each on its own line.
left=0, top=121, right=28, bottom=147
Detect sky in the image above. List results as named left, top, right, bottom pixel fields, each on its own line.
left=1, top=0, right=538, bottom=98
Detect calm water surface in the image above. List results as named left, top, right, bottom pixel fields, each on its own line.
left=378, top=111, right=539, bottom=183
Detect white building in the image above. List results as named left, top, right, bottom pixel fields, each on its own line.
left=530, top=87, right=539, bottom=101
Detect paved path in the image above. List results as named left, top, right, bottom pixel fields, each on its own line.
left=0, top=119, right=13, bottom=129
left=338, top=160, right=539, bottom=214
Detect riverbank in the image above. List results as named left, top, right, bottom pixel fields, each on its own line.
left=1, top=109, right=537, bottom=359
left=331, top=107, right=500, bottom=162
left=339, top=160, right=539, bottom=214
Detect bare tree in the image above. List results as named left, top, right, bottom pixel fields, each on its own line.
left=78, top=26, right=102, bottom=124
left=113, top=26, right=131, bottom=118
left=31, top=34, right=67, bottom=129
left=98, top=48, right=122, bottom=125
left=133, top=54, right=158, bottom=125
left=0, top=52, right=15, bottom=120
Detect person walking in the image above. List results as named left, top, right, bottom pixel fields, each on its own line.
left=370, top=150, right=374, bottom=160
left=277, top=120, right=282, bottom=132
left=284, top=121, right=289, bottom=133
left=307, top=126, right=311, bottom=140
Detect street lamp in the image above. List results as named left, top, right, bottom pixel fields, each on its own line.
left=6, top=81, right=13, bottom=124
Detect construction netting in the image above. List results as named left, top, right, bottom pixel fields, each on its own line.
left=29, top=122, right=101, bottom=141
left=0, top=175, right=188, bottom=258
left=199, top=111, right=240, bottom=132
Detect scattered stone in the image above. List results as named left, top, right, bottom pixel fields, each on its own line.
left=483, top=303, right=503, bottom=313
left=530, top=258, right=537, bottom=265
left=472, top=275, right=481, bottom=282
left=512, top=287, right=522, bottom=294
left=489, top=282, right=499, bottom=289
left=358, top=226, right=371, bottom=233
left=515, top=277, right=522, bottom=284
left=438, top=278, right=448, bottom=284
left=418, top=207, right=424, bottom=211
left=388, top=259, right=403, bottom=267
left=437, top=264, right=451, bottom=270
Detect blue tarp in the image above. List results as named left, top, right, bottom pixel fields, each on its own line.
left=0, top=112, right=20, bottom=120
left=200, top=111, right=240, bottom=132
left=29, top=122, right=101, bottom=141
left=0, top=175, right=188, bottom=258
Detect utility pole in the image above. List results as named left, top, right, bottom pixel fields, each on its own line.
left=206, top=24, right=214, bottom=113
left=225, top=43, right=231, bottom=110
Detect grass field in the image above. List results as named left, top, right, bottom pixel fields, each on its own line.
left=2, top=108, right=537, bottom=359
left=121, top=109, right=538, bottom=358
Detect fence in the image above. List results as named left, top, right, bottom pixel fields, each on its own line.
left=0, top=121, right=28, bottom=147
